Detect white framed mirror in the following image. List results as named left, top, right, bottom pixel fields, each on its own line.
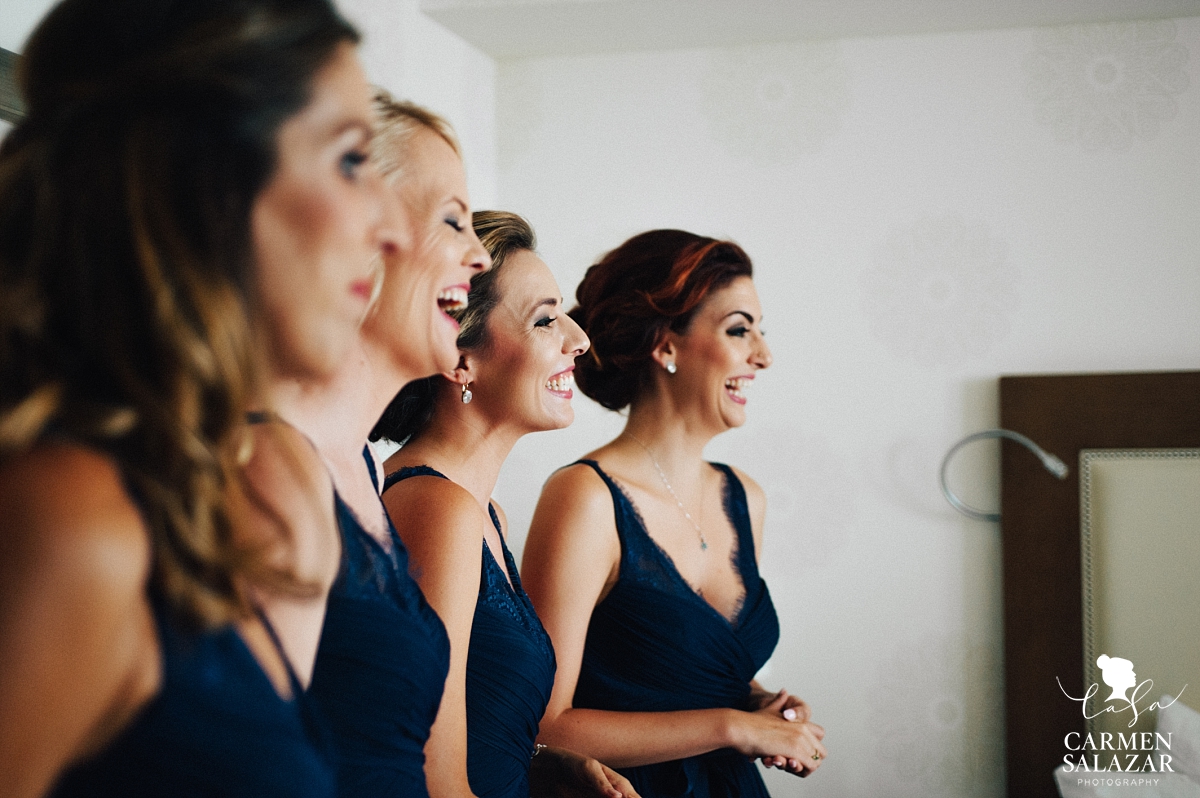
left=1079, top=448, right=1199, bottom=740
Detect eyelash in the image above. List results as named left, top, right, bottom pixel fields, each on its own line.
left=727, top=326, right=749, bottom=337
left=445, top=217, right=464, bottom=232
left=535, top=316, right=556, bottom=328
left=339, top=150, right=368, bottom=179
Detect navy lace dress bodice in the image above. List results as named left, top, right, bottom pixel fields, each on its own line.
left=51, top=594, right=335, bottom=798
left=384, top=466, right=556, bottom=798
left=308, top=448, right=450, bottom=798
left=571, top=459, right=780, bottom=798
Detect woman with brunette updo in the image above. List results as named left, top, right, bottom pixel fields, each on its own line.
left=521, top=230, right=827, bottom=797
left=372, top=211, right=637, bottom=798
left=0, top=1, right=395, bottom=796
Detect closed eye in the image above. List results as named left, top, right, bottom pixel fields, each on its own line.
left=534, top=316, right=557, bottom=328
left=445, top=217, right=464, bottom=232
left=339, top=149, right=368, bottom=179
left=727, top=326, right=749, bottom=337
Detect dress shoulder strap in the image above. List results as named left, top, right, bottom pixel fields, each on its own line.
left=252, top=605, right=305, bottom=702
left=708, top=462, right=759, bottom=579
left=382, top=464, right=448, bottom=493
left=486, top=502, right=503, bottom=537
left=362, top=445, right=380, bottom=493
left=564, top=458, right=640, bottom=560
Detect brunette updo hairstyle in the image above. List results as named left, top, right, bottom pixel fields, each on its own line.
left=0, top=0, right=358, bottom=627
left=370, top=210, right=535, bottom=445
left=570, top=229, right=753, bottom=411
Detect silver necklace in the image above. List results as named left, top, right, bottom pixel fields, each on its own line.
left=627, top=433, right=708, bottom=551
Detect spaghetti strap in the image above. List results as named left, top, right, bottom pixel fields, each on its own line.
left=382, top=463, right=446, bottom=493
left=252, top=604, right=305, bottom=699
left=363, top=446, right=380, bottom=493
left=567, top=459, right=630, bottom=559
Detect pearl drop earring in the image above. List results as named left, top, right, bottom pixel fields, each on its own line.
left=665, top=362, right=677, bottom=374
left=461, top=382, right=473, bottom=404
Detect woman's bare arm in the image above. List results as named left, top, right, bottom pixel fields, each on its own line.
left=236, top=420, right=340, bottom=693
left=0, top=445, right=160, bottom=798
left=521, top=464, right=824, bottom=770
left=383, top=476, right=486, bottom=798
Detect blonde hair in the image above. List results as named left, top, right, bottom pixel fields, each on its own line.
left=371, top=90, right=460, bottom=182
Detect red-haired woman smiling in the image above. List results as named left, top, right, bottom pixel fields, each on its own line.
left=522, top=230, right=826, bottom=797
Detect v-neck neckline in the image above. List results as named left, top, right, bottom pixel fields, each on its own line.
left=483, top=502, right=518, bottom=595
left=601, top=461, right=749, bottom=629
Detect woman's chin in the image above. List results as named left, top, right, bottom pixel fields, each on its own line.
left=718, top=407, right=747, bottom=431
left=534, top=404, right=575, bottom=432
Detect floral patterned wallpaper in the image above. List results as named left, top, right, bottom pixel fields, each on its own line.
left=1024, top=21, right=1190, bottom=151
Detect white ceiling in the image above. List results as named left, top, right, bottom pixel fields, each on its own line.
left=420, top=0, right=1200, bottom=59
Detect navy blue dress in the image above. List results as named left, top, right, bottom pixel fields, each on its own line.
left=570, top=460, right=780, bottom=798
left=308, top=449, right=451, bottom=798
left=51, top=595, right=336, bottom=798
left=384, top=466, right=556, bottom=798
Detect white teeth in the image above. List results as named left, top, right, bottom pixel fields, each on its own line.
left=724, top=377, right=751, bottom=398
left=437, top=287, right=469, bottom=311
left=546, top=372, right=575, bottom=393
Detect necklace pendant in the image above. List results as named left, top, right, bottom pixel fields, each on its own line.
left=701, top=540, right=708, bottom=551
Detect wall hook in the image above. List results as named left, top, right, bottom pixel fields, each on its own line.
left=940, top=428, right=1069, bottom=522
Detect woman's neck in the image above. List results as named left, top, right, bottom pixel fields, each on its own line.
left=388, top=393, right=522, bottom=511
left=621, top=396, right=714, bottom=474
left=264, top=339, right=414, bottom=501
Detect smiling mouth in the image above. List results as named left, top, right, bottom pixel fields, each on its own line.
left=547, top=371, right=575, bottom=397
left=437, top=286, right=468, bottom=313
left=725, top=377, right=752, bottom=403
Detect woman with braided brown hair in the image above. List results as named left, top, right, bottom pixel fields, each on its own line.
left=521, top=230, right=827, bottom=797
left=0, top=1, right=396, bottom=795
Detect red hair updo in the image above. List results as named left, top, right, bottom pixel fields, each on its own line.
left=569, top=229, right=753, bottom=411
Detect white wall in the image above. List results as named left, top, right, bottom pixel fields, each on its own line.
left=302, top=0, right=498, bottom=207
left=491, top=18, right=1200, bottom=798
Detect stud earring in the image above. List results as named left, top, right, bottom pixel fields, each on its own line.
left=461, top=382, right=473, bottom=404
left=665, top=362, right=677, bottom=374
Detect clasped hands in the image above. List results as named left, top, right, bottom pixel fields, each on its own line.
left=744, top=688, right=826, bottom=777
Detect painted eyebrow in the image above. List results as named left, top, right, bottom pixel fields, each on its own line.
left=530, top=297, right=561, bottom=315
left=723, top=310, right=756, bottom=324
left=333, top=120, right=373, bottom=142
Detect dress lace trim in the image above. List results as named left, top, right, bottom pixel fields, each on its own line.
left=575, top=459, right=753, bottom=629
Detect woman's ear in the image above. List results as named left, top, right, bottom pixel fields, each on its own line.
left=650, top=336, right=678, bottom=373
left=441, top=353, right=473, bottom=385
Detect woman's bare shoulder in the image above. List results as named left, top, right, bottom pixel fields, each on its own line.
left=725, top=463, right=765, bottom=504
left=1, top=443, right=151, bottom=590
left=242, top=420, right=332, bottom=506
left=527, top=460, right=621, bottom=560
left=384, top=471, right=488, bottom=540
left=540, top=458, right=613, bottom=505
